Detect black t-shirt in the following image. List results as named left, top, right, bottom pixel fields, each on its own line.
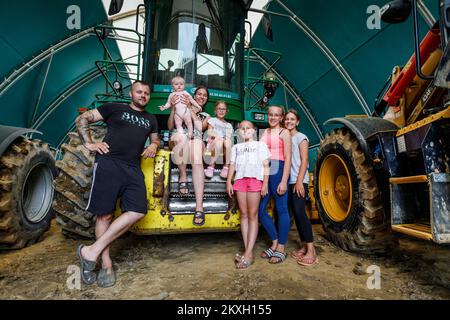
left=96, top=103, right=158, bottom=166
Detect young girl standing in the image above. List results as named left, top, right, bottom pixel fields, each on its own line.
left=259, top=106, right=292, bottom=264
left=227, top=121, right=270, bottom=269
left=284, top=109, right=317, bottom=266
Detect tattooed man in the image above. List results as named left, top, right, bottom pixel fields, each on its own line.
left=75, top=81, right=159, bottom=287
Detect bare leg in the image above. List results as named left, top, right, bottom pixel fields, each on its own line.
left=183, top=110, right=193, bottom=138
left=209, top=137, right=224, bottom=167
left=223, top=138, right=231, bottom=167
left=174, top=114, right=185, bottom=135
left=204, top=138, right=215, bottom=166
left=236, top=192, right=249, bottom=252
left=96, top=214, right=113, bottom=269
left=171, top=133, right=189, bottom=194
left=81, top=211, right=145, bottom=262
left=190, top=138, right=205, bottom=215
left=243, top=192, right=260, bottom=262
left=178, top=163, right=188, bottom=194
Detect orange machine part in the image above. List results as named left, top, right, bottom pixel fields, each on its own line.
left=383, top=28, right=441, bottom=107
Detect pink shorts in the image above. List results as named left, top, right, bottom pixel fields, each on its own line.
left=233, top=178, right=263, bottom=192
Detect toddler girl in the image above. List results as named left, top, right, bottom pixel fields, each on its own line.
left=160, top=76, right=202, bottom=138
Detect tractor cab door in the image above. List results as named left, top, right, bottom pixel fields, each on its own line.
left=147, top=0, right=245, bottom=99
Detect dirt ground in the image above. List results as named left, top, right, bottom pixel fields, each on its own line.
left=0, top=221, right=449, bottom=300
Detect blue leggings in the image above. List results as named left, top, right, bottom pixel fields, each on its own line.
left=258, top=160, right=290, bottom=245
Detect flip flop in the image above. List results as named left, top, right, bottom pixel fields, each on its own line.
left=193, top=211, right=205, bottom=226
left=77, top=244, right=97, bottom=285
left=269, top=251, right=287, bottom=264
left=236, top=257, right=254, bottom=269
left=297, top=255, right=319, bottom=266
left=260, top=247, right=274, bottom=259
left=291, top=248, right=307, bottom=259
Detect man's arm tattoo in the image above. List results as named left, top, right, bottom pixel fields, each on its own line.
left=76, top=111, right=95, bottom=146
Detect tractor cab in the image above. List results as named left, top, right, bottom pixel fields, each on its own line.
left=145, top=0, right=247, bottom=126
left=137, top=0, right=249, bottom=233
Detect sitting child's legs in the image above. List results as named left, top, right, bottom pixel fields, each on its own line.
left=219, top=138, right=231, bottom=178
left=205, top=137, right=230, bottom=179
left=204, top=137, right=219, bottom=178
left=223, top=138, right=231, bottom=166
left=210, top=137, right=223, bottom=167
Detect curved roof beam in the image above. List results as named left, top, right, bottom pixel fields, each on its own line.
left=250, top=51, right=324, bottom=139
left=108, top=6, right=145, bottom=23
left=0, top=28, right=94, bottom=97
left=31, top=68, right=102, bottom=130
left=275, top=0, right=371, bottom=115
left=1, top=10, right=144, bottom=140
left=0, top=9, right=143, bottom=99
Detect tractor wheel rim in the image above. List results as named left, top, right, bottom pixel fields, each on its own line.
left=335, top=175, right=350, bottom=201
left=22, top=163, right=54, bottom=223
left=319, top=154, right=352, bottom=222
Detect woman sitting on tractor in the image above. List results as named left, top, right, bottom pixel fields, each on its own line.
left=168, top=86, right=211, bottom=226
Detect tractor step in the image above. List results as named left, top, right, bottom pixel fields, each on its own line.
left=168, top=198, right=229, bottom=214
left=391, top=223, right=433, bottom=241
left=170, top=168, right=227, bottom=193
left=390, top=172, right=450, bottom=244
left=168, top=168, right=229, bottom=214
left=389, top=175, right=428, bottom=184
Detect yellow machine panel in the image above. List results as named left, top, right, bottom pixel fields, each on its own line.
left=117, top=150, right=243, bottom=235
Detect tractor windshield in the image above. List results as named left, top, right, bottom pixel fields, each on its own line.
left=150, top=0, right=245, bottom=100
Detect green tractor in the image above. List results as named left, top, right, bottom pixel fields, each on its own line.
left=52, top=0, right=281, bottom=239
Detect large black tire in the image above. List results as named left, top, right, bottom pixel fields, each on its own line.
left=314, top=128, right=396, bottom=254
left=53, top=127, right=106, bottom=239
left=0, top=138, right=56, bottom=249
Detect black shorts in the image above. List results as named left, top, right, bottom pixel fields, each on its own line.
left=86, top=156, right=148, bottom=215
